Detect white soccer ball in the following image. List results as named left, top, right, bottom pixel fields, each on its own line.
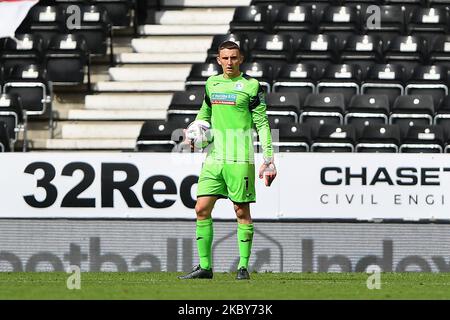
left=185, top=120, right=213, bottom=148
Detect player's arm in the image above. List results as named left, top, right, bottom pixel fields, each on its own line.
left=182, top=81, right=212, bottom=149
left=249, top=83, right=277, bottom=186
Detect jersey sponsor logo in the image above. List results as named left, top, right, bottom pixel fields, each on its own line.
left=211, top=93, right=237, bottom=105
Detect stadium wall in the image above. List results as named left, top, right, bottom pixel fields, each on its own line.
left=1, top=152, right=450, bottom=273
left=0, top=219, right=449, bottom=273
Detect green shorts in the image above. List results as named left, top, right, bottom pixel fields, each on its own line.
left=197, top=159, right=256, bottom=203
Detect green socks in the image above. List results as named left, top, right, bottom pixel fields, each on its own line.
left=237, top=223, right=254, bottom=269
left=196, top=218, right=213, bottom=270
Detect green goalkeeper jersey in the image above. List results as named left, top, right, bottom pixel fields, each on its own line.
left=195, top=72, right=273, bottom=163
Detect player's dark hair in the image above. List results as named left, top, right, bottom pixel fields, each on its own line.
left=218, top=40, right=241, bottom=54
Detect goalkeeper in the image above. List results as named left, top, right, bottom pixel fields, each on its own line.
left=179, top=41, right=277, bottom=280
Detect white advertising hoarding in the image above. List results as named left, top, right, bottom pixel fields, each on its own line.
left=0, top=152, right=449, bottom=220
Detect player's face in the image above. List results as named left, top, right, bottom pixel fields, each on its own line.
left=217, top=48, right=243, bottom=79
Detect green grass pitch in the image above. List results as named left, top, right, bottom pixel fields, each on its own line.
left=1, top=272, right=450, bottom=300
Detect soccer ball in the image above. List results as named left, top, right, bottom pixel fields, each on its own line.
left=185, top=120, right=213, bottom=148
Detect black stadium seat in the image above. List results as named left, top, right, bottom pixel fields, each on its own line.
left=272, top=5, right=315, bottom=41
left=399, top=125, right=445, bottom=153
left=93, top=0, right=133, bottom=27
left=265, top=92, right=301, bottom=123
left=272, top=63, right=319, bottom=104
left=240, top=62, right=273, bottom=92
left=317, top=6, right=361, bottom=46
left=185, top=63, right=221, bottom=91
left=167, top=90, right=204, bottom=121
left=434, top=95, right=450, bottom=127
left=136, top=120, right=178, bottom=152
left=406, top=7, right=449, bottom=44
left=248, top=33, right=295, bottom=70
left=0, top=93, right=26, bottom=151
left=3, top=64, right=51, bottom=117
left=316, top=63, right=362, bottom=105
left=69, top=5, right=112, bottom=56
left=345, top=94, right=390, bottom=136
left=311, top=124, right=356, bottom=152
left=355, top=124, right=401, bottom=153
left=269, top=118, right=311, bottom=152
left=0, top=34, right=45, bottom=72
left=300, top=93, right=346, bottom=134
left=361, top=63, right=406, bottom=107
left=230, top=5, right=272, bottom=35
left=429, top=35, right=450, bottom=71
left=340, top=34, right=383, bottom=74
left=361, top=5, right=405, bottom=43
left=383, top=35, right=427, bottom=74
left=389, top=95, right=435, bottom=136
left=17, top=5, right=66, bottom=47
left=45, top=33, right=91, bottom=88
left=405, top=65, right=448, bottom=109
left=0, top=121, right=10, bottom=152
left=294, top=34, right=340, bottom=72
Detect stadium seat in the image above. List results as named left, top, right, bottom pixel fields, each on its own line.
left=265, top=92, right=301, bottom=123
left=361, top=63, right=406, bottom=107
left=0, top=34, right=45, bottom=73
left=3, top=64, right=51, bottom=117
left=310, top=124, right=356, bottom=152
left=429, top=35, right=450, bottom=71
left=389, top=95, right=435, bottom=136
left=345, top=94, right=390, bottom=136
left=167, top=90, right=204, bottom=121
left=405, top=65, right=448, bottom=109
left=300, top=93, right=346, bottom=135
left=230, top=5, right=272, bottom=35
left=0, top=121, right=10, bottom=152
left=167, top=113, right=197, bottom=131
left=361, top=5, right=405, bottom=44
left=0, top=93, right=26, bottom=151
left=355, top=123, right=401, bottom=153
left=136, top=120, right=178, bottom=152
left=399, top=125, right=445, bottom=153
left=69, top=5, right=112, bottom=57
left=383, top=35, right=427, bottom=74
left=206, top=33, right=250, bottom=62
left=248, top=34, right=295, bottom=70
left=316, top=63, right=363, bottom=105
left=443, top=124, right=450, bottom=152
left=185, top=63, right=221, bottom=91
left=317, top=6, right=361, bottom=46
left=433, top=95, right=450, bottom=127
left=45, top=33, right=90, bottom=87
left=294, top=34, right=340, bottom=72
left=17, top=5, right=66, bottom=47
left=269, top=117, right=311, bottom=152
left=406, top=7, right=449, bottom=45
left=92, top=0, right=133, bottom=27
left=271, top=63, right=318, bottom=104
left=340, top=34, right=384, bottom=74
left=240, top=62, right=273, bottom=92
left=272, top=5, right=316, bottom=42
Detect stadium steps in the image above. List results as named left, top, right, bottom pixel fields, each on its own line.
left=24, top=3, right=245, bottom=151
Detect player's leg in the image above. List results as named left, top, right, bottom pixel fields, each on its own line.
left=194, top=196, right=218, bottom=271
left=234, top=202, right=253, bottom=280
left=223, top=162, right=256, bottom=280
left=179, top=161, right=226, bottom=279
